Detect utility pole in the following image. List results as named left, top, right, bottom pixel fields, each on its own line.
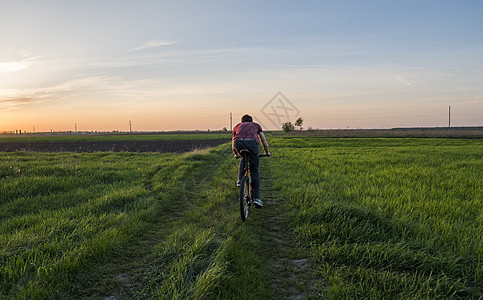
left=129, top=120, right=132, bottom=133
left=75, top=123, right=77, bottom=133
left=448, top=105, right=451, bottom=128
left=230, top=113, right=232, bottom=132
left=33, top=126, right=35, bottom=133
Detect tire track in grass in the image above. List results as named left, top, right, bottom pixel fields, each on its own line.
left=253, top=158, right=321, bottom=299
left=79, top=148, right=231, bottom=299
left=128, top=152, right=230, bottom=299
left=91, top=146, right=320, bottom=299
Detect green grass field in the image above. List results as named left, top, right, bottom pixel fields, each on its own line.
left=269, top=137, right=482, bottom=298
left=1, top=149, right=222, bottom=298
left=1, top=136, right=481, bottom=299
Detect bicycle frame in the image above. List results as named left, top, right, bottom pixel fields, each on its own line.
left=239, top=150, right=252, bottom=221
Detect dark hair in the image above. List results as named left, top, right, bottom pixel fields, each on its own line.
left=241, top=114, right=253, bottom=122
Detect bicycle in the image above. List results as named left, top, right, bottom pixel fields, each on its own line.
left=237, top=149, right=270, bottom=222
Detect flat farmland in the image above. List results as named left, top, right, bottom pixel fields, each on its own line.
left=1, top=134, right=481, bottom=299
left=0, top=133, right=231, bottom=153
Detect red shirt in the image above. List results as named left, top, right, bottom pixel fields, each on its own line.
left=232, top=122, right=263, bottom=144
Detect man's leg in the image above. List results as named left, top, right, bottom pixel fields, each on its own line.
left=234, top=140, right=261, bottom=201
left=247, top=141, right=260, bottom=199
left=234, top=140, right=246, bottom=181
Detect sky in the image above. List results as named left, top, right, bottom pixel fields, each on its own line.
left=1, top=0, right=482, bottom=132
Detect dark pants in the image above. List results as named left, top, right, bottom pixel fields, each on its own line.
left=235, top=139, right=260, bottom=199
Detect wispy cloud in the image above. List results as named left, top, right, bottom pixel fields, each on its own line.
left=0, top=56, right=41, bottom=74
left=454, top=96, right=483, bottom=107
left=0, top=96, right=39, bottom=111
left=0, top=61, right=32, bottom=73
left=394, top=74, right=416, bottom=91
left=0, top=76, right=114, bottom=111
left=130, top=40, right=178, bottom=51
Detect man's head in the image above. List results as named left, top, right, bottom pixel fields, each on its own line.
left=241, top=114, right=253, bottom=122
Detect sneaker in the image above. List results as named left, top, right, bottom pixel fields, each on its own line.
left=236, top=180, right=241, bottom=187
left=253, top=198, right=263, bottom=208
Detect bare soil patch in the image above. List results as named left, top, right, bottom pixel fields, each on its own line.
left=273, top=127, right=483, bottom=138
left=0, top=139, right=228, bottom=153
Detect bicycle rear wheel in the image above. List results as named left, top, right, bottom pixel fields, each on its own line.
left=239, top=176, right=250, bottom=221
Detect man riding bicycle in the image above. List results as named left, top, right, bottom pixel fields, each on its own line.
left=232, top=114, right=271, bottom=208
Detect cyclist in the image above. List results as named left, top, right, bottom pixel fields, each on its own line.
left=232, top=114, right=270, bottom=208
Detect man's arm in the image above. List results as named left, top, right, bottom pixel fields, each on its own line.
left=259, top=132, right=271, bottom=156
left=232, top=140, right=241, bottom=158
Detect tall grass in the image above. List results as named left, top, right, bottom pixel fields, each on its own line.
left=1, top=144, right=273, bottom=299
left=4, top=137, right=480, bottom=298
left=0, top=147, right=234, bottom=298
left=131, top=146, right=271, bottom=299
left=269, top=137, right=482, bottom=298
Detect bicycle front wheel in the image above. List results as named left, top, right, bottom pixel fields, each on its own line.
left=239, top=176, right=250, bottom=221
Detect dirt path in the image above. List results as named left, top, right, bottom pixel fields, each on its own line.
left=86, top=152, right=231, bottom=299
left=82, top=152, right=321, bottom=299
left=254, top=158, right=321, bottom=299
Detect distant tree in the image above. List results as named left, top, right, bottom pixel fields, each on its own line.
left=295, top=117, right=304, bottom=130
left=222, top=127, right=228, bottom=131
left=282, top=121, right=295, bottom=132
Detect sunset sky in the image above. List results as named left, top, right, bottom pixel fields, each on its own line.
left=1, top=0, right=482, bottom=132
